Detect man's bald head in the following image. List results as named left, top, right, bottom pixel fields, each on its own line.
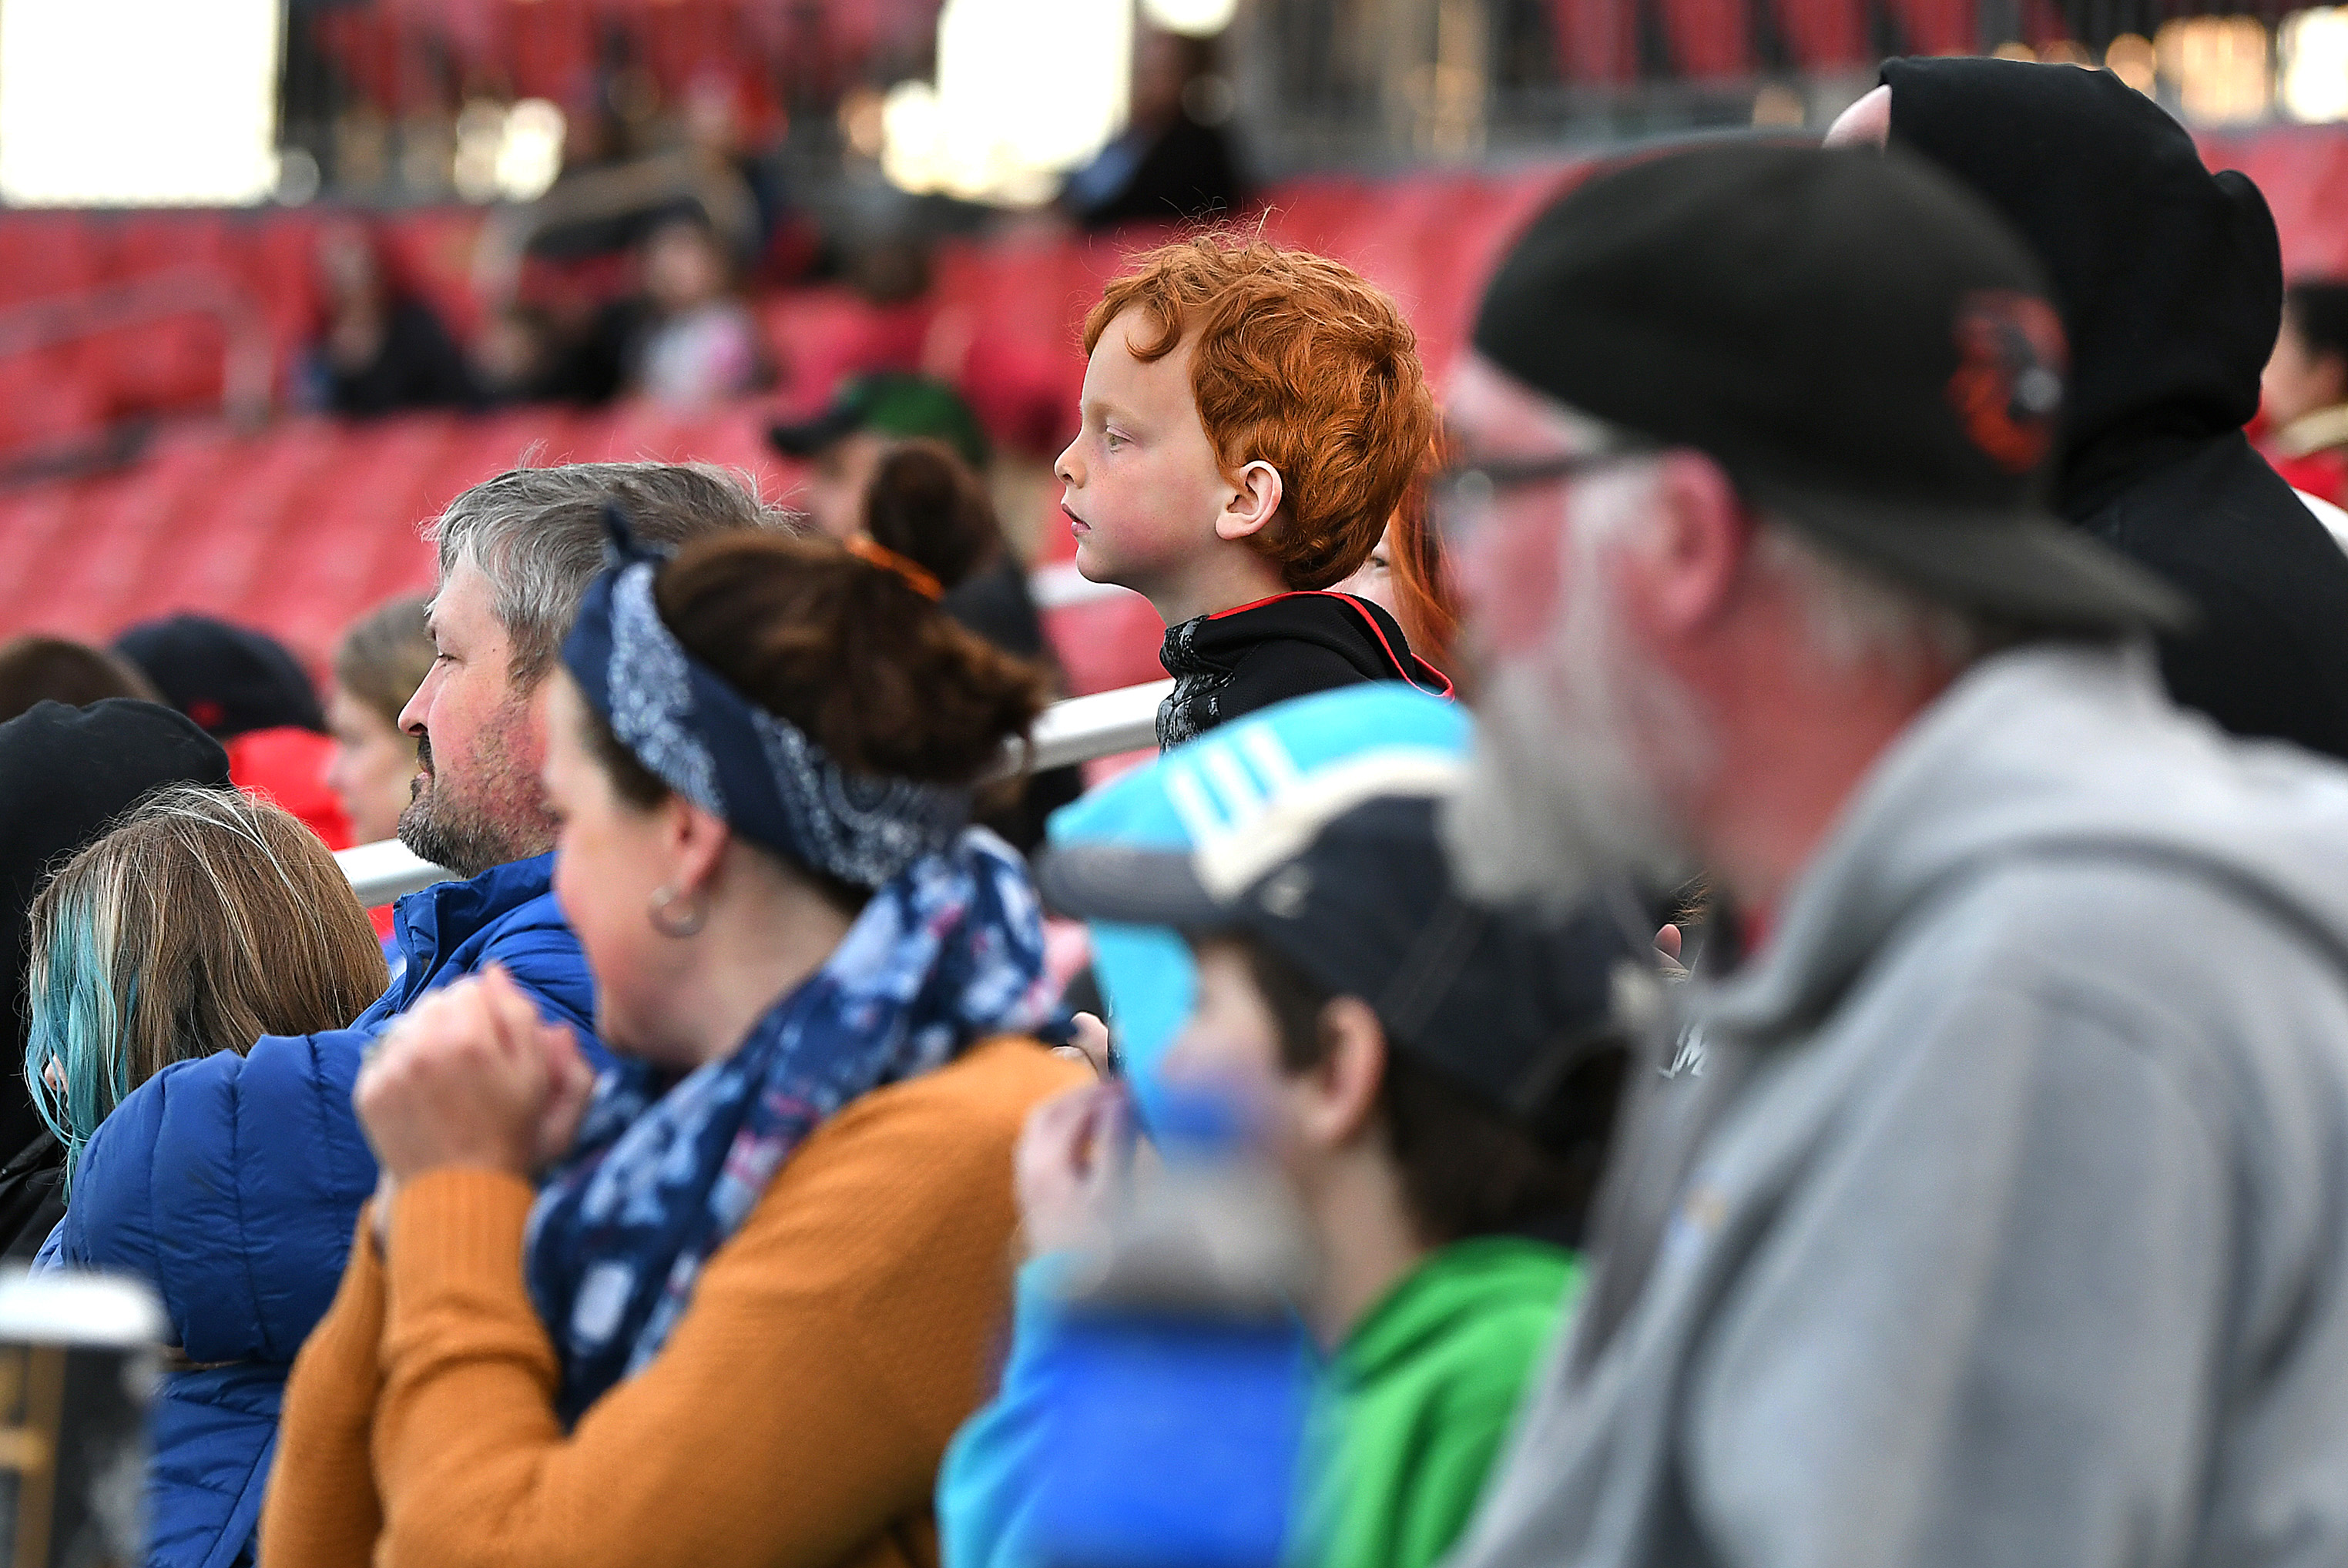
left=1823, top=83, right=1892, bottom=149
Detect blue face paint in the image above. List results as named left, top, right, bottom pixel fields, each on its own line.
left=1045, top=685, right=1471, bottom=1124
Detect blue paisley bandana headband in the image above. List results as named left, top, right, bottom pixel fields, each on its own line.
left=531, top=506, right=1061, bottom=1423
left=560, top=507, right=970, bottom=890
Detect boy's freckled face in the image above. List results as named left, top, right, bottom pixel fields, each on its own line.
left=1055, top=310, right=1236, bottom=596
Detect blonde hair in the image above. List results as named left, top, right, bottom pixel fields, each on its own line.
left=24, top=787, right=387, bottom=1178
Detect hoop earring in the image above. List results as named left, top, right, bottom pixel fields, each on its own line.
left=647, top=884, right=706, bottom=938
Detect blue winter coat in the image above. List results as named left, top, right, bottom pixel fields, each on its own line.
left=38, top=854, right=600, bottom=1568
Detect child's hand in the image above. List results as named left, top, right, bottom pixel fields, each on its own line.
left=1015, top=1081, right=1132, bottom=1258
left=1049, top=1012, right=1114, bottom=1078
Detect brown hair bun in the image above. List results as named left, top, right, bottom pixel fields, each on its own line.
left=653, top=533, right=1049, bottom=786
left=861, top=439, right=1003, bottom=593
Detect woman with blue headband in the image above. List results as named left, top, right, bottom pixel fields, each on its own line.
left=262, top=521, right=1085, bottom=1568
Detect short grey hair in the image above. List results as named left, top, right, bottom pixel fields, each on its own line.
left=428, top=461, right=797, bottom=684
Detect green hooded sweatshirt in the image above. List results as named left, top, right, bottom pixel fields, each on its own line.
left=1291, top=1237, right=1581, bottom=1568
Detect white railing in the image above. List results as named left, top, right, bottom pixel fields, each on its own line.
left=334, top=678, right=1173, bottom=906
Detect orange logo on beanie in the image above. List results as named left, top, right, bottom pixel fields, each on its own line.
left=1947, top=292, right=2067, bottom=474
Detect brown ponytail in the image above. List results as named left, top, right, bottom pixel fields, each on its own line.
left=860, top=440, right=1002, bottom=593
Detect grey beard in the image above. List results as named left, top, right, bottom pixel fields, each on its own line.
left=396, top=789, right=531, bottom=881
left=395, top=727, right=552, bottom=879
left=1443, top=586, right=1706, bottom=916
left=1444, top=665, right=1670, bottom=914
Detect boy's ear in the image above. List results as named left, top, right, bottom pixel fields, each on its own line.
left=1294, top=997, right=1387, bottom=1150
left=1216, top=460, right=1285, bottom=544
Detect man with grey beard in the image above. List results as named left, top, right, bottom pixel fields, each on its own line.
left=1435, top=145, right=2348, bottom=1567
left=260, top=463, right=787, bottom=1111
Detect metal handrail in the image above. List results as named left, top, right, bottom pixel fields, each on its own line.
left=334, top=677, right=1172, bottom=906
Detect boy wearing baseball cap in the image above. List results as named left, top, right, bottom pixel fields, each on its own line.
left=1057, top=236, right=1451, bottom=747
left=939, top=729, right=1641, bottom=1568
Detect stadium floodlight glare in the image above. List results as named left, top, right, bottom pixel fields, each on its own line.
left=881, top=0, right=1131, bottom=207
left=0, top=0, right=283, bottom=206
left=2282, top=8, right=2348, bottom=122
left=497, top=101, right=568, bottom=203
left=1142, top=0, right=1239, bottom=35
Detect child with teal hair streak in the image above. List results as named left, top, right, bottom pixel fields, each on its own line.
left=25, top=786, right=390, bottom=1568
left=25, top=785, right=387, bottom=1183
left=938, top=687, right=1642, bottom=1568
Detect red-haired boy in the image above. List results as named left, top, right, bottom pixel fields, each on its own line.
left=1057, top=236, right=1451, bottom=745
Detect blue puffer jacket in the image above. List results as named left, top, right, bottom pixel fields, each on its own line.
left=38, top=853, right=600, bottom=1568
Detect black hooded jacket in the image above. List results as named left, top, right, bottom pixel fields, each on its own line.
left=1882, top=58, right=2348, bottom=760
left=0, top=699, right=230, bottom=1254
left=1156, top=591, right=1452, bottom=747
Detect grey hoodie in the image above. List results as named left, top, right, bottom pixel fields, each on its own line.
left=1447, top=641, right=2348, bottom=1568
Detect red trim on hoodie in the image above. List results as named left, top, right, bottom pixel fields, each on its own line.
left=1200, top=591, right=1454, bottom=699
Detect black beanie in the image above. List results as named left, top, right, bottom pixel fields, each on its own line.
left=114, top=614, right=326, bottom=739
left=0, top=699, right=232, bottom=1135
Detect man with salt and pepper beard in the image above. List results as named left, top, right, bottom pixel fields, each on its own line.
left=1435, top=144, right=2348, bottom=1567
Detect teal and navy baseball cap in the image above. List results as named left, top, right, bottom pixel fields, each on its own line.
left=1043, top=772, right=1641, bottom=1131
left=766, top=372, right=991, bottom=472
left=1045, top=685, right=1470, bottom=1101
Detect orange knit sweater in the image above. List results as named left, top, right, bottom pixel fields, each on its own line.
left=259, top=1037, right=1082, bottom=1568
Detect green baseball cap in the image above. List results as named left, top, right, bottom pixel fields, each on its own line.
left=766, top=372, right=991, bottom=472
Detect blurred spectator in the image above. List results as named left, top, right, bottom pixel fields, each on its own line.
left=626, top=209, right=767, bottom=406
left=944, top=737, right=1633, bottom=1568
left=1339, top=509, right=1461, bottom=678
left=113, top=613, right=352, bottom=848
left=0, top=699, right=229, bottom=1258
left=303, top=219, right=474, bottom=419
left=1062, top=28, right=1247, bottom=230
left=468, top=303, right=569, bottom=408
left=1847, top=59, right=2348, bottom=762
left=769, top=372, right=994, bottom=541
left=28, top=787, right=384, bottom=1568
left=325, top=596, right=433, bottom=848
left=679, top=69, right=796, bottom=273
left=1444, top=143, right=2348, bottom=1568
left=0, top=635, right=159, bottom=723
left=860, top=440, right=1082, bottom=850
left=263, top=531, right=1081, bottom=1568
left=2261, top=280, right=2348, bottom=510
left=477, top=94, right=759, bottom=300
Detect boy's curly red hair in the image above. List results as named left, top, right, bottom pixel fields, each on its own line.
left=1083, top=234, right=1437, bottom=590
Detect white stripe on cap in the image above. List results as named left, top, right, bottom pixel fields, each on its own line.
left=1192, top=749, right=1467, bottom=902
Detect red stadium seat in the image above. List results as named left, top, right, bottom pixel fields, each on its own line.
left=760, top=286, right=932, bottom=411
left=1769, top=0, right=1868, bottom=72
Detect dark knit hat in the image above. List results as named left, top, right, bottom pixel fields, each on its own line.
left=0, top=698, right=231, bottom=1108
left=114, top=614, right=326, bottom=739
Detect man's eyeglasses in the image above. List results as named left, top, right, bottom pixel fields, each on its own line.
left=1427, top=447, right=1655, bottom=542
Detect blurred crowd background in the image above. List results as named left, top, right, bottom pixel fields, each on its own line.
left=2, top=0, right=2348, bottom=752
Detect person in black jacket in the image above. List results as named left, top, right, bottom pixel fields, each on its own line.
left=1061, top=28, right=1247, bottom=231
left=1827, top=59, right=2348, bottom=762
left=0, top=699, right=230, bottom=1256
left=304, top=219, right=474, bottom=419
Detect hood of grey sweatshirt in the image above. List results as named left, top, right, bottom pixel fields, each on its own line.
left=1448, top=640, right=2348, bottom=1568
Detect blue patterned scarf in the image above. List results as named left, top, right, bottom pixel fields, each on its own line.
left=525, top=827, right=1058, bottom=1423
left=526, top=512, right=1061, bottom=1422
